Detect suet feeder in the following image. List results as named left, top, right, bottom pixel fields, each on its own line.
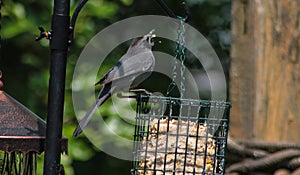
left=0, top=72, right=68, bottom=175
left=131, top=1, right=231, bottom=174
left=131, top=95, right=230, bottom=175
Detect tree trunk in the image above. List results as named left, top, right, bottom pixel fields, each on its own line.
left=230, top=0, right=300, bottom=141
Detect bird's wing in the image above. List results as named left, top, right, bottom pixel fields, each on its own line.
left=96, top=63, right=119, bottom=85
left=97, top=51, right=155, bottom=85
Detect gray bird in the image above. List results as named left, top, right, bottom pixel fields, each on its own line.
left=73, top=30, right=156, bottom=137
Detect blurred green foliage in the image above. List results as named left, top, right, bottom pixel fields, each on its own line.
left=0, top=0, right=231, bottom=174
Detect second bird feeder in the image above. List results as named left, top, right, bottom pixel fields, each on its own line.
left=0, top=73, right=68, bottom=175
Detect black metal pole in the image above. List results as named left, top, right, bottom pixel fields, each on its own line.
left=43, top=0, right=70, bottom=175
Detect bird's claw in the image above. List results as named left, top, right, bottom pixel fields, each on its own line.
left=129, top=89, right=152, bottom=96
left=117, top=89, right=152, bottom=99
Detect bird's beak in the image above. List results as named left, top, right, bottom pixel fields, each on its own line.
left=148, top=29, right=155, bottom=35
left=148, top=29, right=156, bottom=46
left=148, top=29, right=156, bottom=39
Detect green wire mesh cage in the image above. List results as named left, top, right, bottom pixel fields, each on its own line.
left=131, top=95, right=230, bottom=175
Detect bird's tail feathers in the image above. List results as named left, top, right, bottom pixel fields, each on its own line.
left=73, top=91, right=111, bottom=137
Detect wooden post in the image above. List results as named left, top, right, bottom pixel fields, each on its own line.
left=230, top=0, right=300, bottom=141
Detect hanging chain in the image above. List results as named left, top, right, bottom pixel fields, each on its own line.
left=166, top=17, right=186, bottom=98
left=178, top=18, right=186, bottom=99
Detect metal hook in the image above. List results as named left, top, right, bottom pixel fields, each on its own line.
left=154, top=0, right=190, bottom=22
left=181, top=2, right=190, bottom=22
left=69, top=0, right=89, bottom=48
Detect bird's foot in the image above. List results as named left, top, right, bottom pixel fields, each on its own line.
left=117, top=89, right=152, bottom=99
left=129, top=89, right=152, bottom=95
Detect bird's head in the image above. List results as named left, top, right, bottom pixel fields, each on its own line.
left=130, top=29, right=156, bottom=50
